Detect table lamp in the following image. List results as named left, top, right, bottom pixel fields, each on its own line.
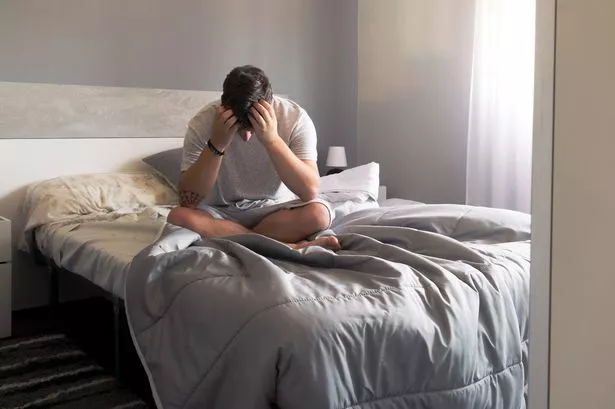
left=325, top=146, right=348, bottom=175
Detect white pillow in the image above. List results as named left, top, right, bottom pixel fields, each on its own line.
left=319, top=162, right=380, bottom=201
left=20, top=172, right=178, bottom=252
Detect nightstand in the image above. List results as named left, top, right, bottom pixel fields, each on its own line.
left=0, top=217, right=11, bottom=338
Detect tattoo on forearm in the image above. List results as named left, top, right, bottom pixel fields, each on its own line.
left=179, top=190, right=202, bottom=208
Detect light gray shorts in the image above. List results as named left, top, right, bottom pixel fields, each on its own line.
left=197, top=198, right=333, bottom=229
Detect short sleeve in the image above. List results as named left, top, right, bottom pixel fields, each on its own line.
left=288, top=110, right=318, bottom=161
left=180, top=107, right=215, bottom=172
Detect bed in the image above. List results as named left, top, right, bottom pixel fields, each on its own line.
left=19, top=165, right=530, bottom=409
left=20, top=172, right=175, bottom=296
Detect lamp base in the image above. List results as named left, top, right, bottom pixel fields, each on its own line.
left=326, top=168, right=345, bottom=176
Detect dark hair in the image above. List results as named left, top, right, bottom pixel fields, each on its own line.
left=221, top=65, right=273, bottom=130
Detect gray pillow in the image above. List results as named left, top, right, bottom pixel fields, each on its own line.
left=142, top=148, right=183, bottom=189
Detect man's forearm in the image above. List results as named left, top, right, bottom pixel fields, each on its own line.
left=178, top=149, right=223, bottom=207
left=265, top=139, right=320, bottom=202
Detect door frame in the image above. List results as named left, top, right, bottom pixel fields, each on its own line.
left=529, top=0, right=556, bottom=407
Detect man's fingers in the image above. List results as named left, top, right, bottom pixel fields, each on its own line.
left=260, top=100, right=275, bottom=116
left=215, top=106, right=230, bottom=119
left=250, top=108, right=266, bottom=128
left=223, top=110, right=235, bottom=122
left=248, top=113, right=261, bottom=129
left=252, top=102, right=269, bottom=120
left=248, top=114, right=258, bottom=130
left=225, top=115, right=238, bottom=128
left=249, top=113, right=264, bottom=130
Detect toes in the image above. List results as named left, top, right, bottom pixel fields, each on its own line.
left=290, top=236, right=341, bottom=251
left=313, top=236, right=341, bottom=250
left=323, top=237, right=341, bottom=250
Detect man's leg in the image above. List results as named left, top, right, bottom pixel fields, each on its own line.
left=167, top=204, right=339, bottom=250
left=252, top=203, right=330, bottom=243
left=168, top=206, right=250, bottom=237
left=252, top=203, right=340, bottom=250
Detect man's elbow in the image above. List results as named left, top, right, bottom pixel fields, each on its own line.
left=300, top=184, right=320, bottom=202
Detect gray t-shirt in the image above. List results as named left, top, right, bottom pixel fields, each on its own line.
left=181, top=96, right=318, bottom=207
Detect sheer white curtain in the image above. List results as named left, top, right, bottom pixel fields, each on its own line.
left=466, top=0, right=536, bottom=213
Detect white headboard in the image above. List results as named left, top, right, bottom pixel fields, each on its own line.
left=0, top=138, right=183, bottom=226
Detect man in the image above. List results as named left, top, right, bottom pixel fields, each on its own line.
left=168, top=65, right=340, bottom=250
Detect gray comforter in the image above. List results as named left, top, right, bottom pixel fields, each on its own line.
left=125, top=201, right=530, bottom=409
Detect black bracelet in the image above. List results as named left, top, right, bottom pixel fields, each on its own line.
left=207, top=139, right=225, bottom=156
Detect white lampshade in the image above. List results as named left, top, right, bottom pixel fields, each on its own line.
left=326, top=146, right=348, bottom=167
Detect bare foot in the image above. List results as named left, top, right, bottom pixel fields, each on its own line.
left=289, top=236, right=341, bottom=251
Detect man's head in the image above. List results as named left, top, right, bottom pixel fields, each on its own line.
left=221, top=65, right=273, bottom=141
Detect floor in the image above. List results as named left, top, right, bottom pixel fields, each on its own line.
left=12, top=297, right=155, bottom=407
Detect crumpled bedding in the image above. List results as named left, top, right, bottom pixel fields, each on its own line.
left=20, top=171, right=178, bottom=253
left=20, top=163, right=383, bottom=254
left=20, top=164, right=381, bottom=296
left=125, top=202, right=530, bottom=409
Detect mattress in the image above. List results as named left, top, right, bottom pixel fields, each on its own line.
left=35, top=210, right=165, bottom=298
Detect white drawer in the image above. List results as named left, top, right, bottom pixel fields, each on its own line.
left=0, top=262, right=11, bottom=338
left=0, top=217, right=11, bottom=264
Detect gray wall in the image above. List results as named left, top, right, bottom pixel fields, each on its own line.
left=0, top=0, right=358, bottom=167
left=357, top=0, right=475, bottom=203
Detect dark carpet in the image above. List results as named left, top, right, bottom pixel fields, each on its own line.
left=0, top=333, right=149, bottom=409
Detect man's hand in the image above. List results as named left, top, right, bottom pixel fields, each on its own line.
left=211, top=107, right=238, bottom=151
left=249, top=101, right=280, bottom=146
